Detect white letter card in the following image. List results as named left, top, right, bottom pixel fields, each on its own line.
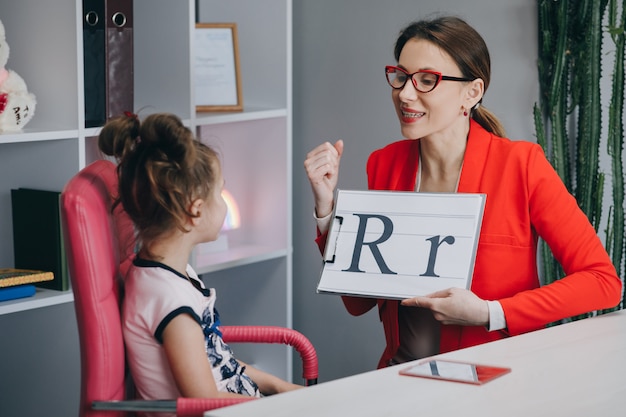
left=317, top=190, right=486, bottom=299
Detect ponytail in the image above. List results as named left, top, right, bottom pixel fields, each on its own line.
left=98, top=112, right=140, bottom=160
left=472, top=105, right=506, bottom=138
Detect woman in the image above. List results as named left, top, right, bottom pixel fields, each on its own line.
left=304, top=16, right=622, bottom=368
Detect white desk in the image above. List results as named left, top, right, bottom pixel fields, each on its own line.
left=206, top=309, right=626, bottom=417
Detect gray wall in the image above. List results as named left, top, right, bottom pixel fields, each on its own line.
left=292, top=0, right=538, bottom=382
left=0, top=303, right=80, bottom=417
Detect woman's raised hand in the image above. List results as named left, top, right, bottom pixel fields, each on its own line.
left=304, top=140, right=344, bottom=219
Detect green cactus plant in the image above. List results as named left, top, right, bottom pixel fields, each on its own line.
left=534, top=0, right=625, bottom=320
left=604, top=0, right=626, bottom=311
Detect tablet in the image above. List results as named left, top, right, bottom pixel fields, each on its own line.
left=399, top=359, right=511, bottom=385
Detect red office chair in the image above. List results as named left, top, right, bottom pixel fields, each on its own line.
left=60, top=160, right=318, bottom=417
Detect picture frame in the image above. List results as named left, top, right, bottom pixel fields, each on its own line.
left=194, top=23, right=243, bottom=112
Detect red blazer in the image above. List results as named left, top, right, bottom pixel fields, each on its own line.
left=316, top=120, right=622, bottom=368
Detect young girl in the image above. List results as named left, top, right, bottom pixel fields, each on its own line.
left=98, top=112, right=301, bottom=412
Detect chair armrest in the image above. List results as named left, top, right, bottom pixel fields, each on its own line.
left=221, top=325, right=319, bottom=385
left=92, top=397, right=255, bottom=417
left=93, top=400, right=177, bottom=412
left=176, top=397, right=255, bottom=417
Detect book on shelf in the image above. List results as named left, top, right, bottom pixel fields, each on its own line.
left=0, top=284, right=36, bottom=302
left=11, top=188, right=70, bottom=291
left=0, top=268, right=54, bottom=288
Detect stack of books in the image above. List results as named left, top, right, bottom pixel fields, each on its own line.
left=0, top=268, right=55, bottom=302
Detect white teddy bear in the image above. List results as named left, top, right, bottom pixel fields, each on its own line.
left=0, top=19, right=36, bottom=132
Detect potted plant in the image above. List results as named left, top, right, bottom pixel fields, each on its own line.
left=534, top=0, right=625, bottom=319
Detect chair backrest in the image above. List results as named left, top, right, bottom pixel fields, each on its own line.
left=61, top=160, right=136, bottom=417
left=61, top=160, right=318, bottom=417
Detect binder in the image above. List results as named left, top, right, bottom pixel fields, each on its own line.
left=11, top=188, right=69, bottom=291
left=83, top=0, right=105, bottom=127
left=83, top=0, right=134, bottom=127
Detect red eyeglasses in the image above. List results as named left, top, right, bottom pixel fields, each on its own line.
left=385, top=65, right=472, bottom=93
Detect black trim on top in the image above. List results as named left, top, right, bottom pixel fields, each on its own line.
left=133, top=257, right=211, bottom=296
left=154, top=306, right=202, bottom=344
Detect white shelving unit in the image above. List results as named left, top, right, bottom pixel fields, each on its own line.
left=0, top=0, right=81, bottom=317
left=0, top=288, right=75, bottom=315
left=193, top=0, right=293, bottom=380
left=0, top=1, right=293, bottom=413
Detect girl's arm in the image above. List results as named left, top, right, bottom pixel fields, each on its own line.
left=162, top=313, right=244, bottom=398
left=238, top=361, right=303, bottom=395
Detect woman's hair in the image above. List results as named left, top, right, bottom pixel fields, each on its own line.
left=98, top=112, right=220, bottom=251
left=394, top=16, right=506, bottom=137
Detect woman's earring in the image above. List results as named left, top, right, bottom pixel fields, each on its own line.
left=463, top=108, right=468, bottom=117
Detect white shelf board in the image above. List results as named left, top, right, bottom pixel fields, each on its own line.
left=0, top=129, right=80, bottom=144
left=195, top=106, right=287, bottom=126
left=0, top=288, right=74, bottom=316
left=193, top=244, right=288, bottom=275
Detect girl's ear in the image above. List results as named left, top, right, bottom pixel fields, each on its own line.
left=465, top=78, right=484, bottom=109
left=189, top=198, right=205, bottom=226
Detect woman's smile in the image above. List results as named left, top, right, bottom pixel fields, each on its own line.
left=400, top=107, right=425, bottom=123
